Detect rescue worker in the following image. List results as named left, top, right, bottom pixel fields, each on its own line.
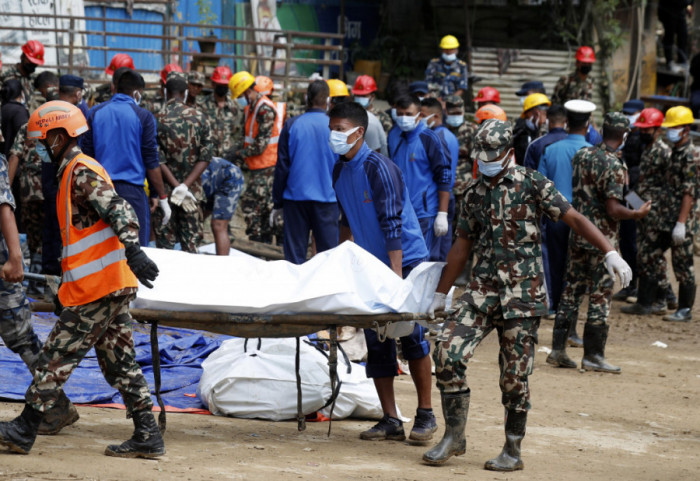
left=186, top=71, right=206, bottom=107
left=0, top=100, right=163, bottom=458
left=154, top=72, right=212, bottom=252
left=388, top=95, right=452, bottom=261
left=196, top=65, right=243, bottom=161
left=424, top=118, right=631, bottom=471
left=352, top=75, right=388, bottom=156
left=425, top=35, right=469, bottom=99
left=255, top=76, right=287, bottom=136
left=352, top=74, right=392, bottom=135
left=547, top=113, right=651, bottom=373
left=474, top=104, right=507, bottom=124
left=552, top=46, right=596, bottom=105
left=329, top=101, right=436, bottom=443
left=0, top=40, right=45, bottom=103
left=201, top=156, right=244, bottom=256
left=474, top=86, right=501, bottom=109
left=513, top=93, right=551, bottom=165
left=89, top=53, right=135, bottom=107
left=229, top=71, right=282, bottom=245
left=142, top=63, right=183, bottom=115
left=328, top=79, right=351, bottom=109
left=272, top=80, right=339, bottom=264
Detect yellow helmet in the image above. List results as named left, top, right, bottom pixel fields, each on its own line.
left=661, top=106, right=694, bottom=128
left=521, top=93, right=551, bottom=117
left=327, top=79, right=349, bottom=98
left=229, top=71, right=256, bottom=99
left=439, top=35, right=459, bottom=50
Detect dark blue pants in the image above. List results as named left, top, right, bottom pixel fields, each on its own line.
left=543, top=218, right=570, bottom=312
left=619, top=218, right=637, bottom=283
left=113, top=181, right=150, bottom=247
left=419, top=216, right=444, bottom=262
left=282, top=200, right=339, bottom=265
left=439, top=196, right=456, bottom=261
left=41, top=163, right=61, bottom=276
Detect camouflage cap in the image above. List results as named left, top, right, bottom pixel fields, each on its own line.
left=445, top=94, right=464, bottom=109
left=604, top=112, right=630, bottom=130
left=473, top=119, right=513, bottom=161
left=166, top=71, right=187, bottom=83
left=188, top=71, right=205, bottom=86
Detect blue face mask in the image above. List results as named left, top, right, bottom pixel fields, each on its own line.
left=329, top=126, right=360, bottom=155
left=446, top=115, right=464, bottom=127
left=477, top=151, right=511, bottom=177
left=421, top=113, right=436, bottom=128
left=36, top=142, right=51, bottom=164
left=525, top=117, right=538, bottom=132
left=354, top=96, right=370, bottom=108
left=237, top=96, right=248, bottom=108
left=666, top=127, right=683, bottom=143
left=397, top=114, right=419, bottom=132
left=442, top=53, right=457, bottom=63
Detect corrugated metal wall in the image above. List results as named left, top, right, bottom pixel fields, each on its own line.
left=470, top=47, right=605, bottom=124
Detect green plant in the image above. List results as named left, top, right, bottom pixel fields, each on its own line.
left=196, top=0, right=217, bottom=36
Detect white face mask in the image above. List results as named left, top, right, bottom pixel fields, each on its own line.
left=442, top=53, right=457, bottom=63
left=329, top=126, right=360, bottom=155
left=421, top=113, right=436, bottom=128
left=446, top=114, right=464, bottom=127
left=355, top=96, right=370, bottom=108
left=666, top=127, right=684, bottom=143
left=397, top=113, right=420, bottom=132
left=519, top=96, right=527, bottom=107
left=477, top=150, right=512, bottom=177
left=133, top=91, right=142, bottom=105
left=626, top=113, right=640, bottom=126
left=391, top=108, right=398, bottom=122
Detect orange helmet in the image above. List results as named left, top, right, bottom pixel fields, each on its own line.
left=211, top=66, right=233, bottom=85
left=475, top=104, right=507, bottom=124
left=634, top=108, right=664, bottom=128
left=475, top=86, right=501, bottom=104
left=160, top=63, right=183, bottom=84
left=576, top=46, right=596, bottom=64
left=22, top=40, right=45, bottom=66
left=105, top=53, right=135, bottom=75
left=351, top=75, right=378, bottom=95
left=27, top=101, right=89, bottom=140
left=254, top=75, right=274, bottom=95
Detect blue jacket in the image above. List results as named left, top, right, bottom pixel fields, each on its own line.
left=538, top=133, right=591, bottom=202
left=387, top=122, right=451, bottom=219
left=273, top=108, right=337, bottom=207
left=586, top=124, right=602, bottom=146
left=523, top=127, right=568, bottom=171
left=82, top=93, right=159, bottom=186
left=333, top=142, right=428, bottom=268
left=433, top=125, right=459, bottom=191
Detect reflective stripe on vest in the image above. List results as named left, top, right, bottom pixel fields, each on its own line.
left=62, top=248, right=127, bottom=283
left=243, top=96, right=281, bottom=170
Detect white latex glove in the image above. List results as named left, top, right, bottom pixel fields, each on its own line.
left=604, top=251, right=632, bottom=288
left=158, top=197, right=172, bottom=226
left=428, top=292, right=447, bottom=319
left=269, top=208, right=283, bottom=228
left=434, top=211, right=449, bottom=237
left=170, top=183, right=189, bottom=206
left=672, top=221, right=686, bottom=245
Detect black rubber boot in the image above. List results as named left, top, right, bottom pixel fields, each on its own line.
left=665, top=285, right=679, bottom=310
left=581, top=324, right=620, bottom=373
left=104, top=410, right=165, bottom=458
left=546, top=318, right=576, bottom=368
left=422, top=390, right=470, bottom=465
left=38, top=391, right=80, bottom=435
left=621, top=277, right=657, bottom=315
left=484, top=410, right=526, bottom=471
left=664, top=283, right=695, bottom=322
left=567, top=321, right=583, bottom=348
left=0, top=404, right=44, bottom=454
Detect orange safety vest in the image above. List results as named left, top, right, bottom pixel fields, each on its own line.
left=56, top=154, right=138, bottom=306
left=243, top=96, right=285, bottom=170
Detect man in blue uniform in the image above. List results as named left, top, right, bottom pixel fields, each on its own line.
left=424, top=35, right=469, bottom=99
left=329, top=101, right=437, bottom=443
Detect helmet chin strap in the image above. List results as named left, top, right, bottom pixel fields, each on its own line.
left=47, top=134, right=72, bottom=165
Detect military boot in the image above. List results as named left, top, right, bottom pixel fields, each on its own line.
left=38, top=391, right=80, bottom=435
left=0, top=404, right=44, bottom=454
left=422, top=390, right=470, bottom=465
left=546, top=318, right=576, bottom=368
left=581, top=324, right=621, bottom=373
left=664, top=283, right=695, bottom=322
left=484, top=410, right=526, bottom=471
left=621, top=277, right=656, bottom=315
left=104, top=409, right=165, bottom=458
left=665, top=285, right=679, bottom=310
left=567, top=321, right=583, bottom=348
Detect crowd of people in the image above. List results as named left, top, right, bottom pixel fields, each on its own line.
left=0, top=32, right=696, bottom=472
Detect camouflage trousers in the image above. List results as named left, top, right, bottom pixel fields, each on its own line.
left=637, top=226, right=695, bottom=286
left=26, top=293, right=153, bottom=415
left=240, top=167, right=282, bottom=244
left=22, top=200, right=44, bottom=257
left=434, top=302, right=539, bottom=412
left=557, top=244, right=611, bottom=327
left=153, top=203, right=203, bottom=253
left=0, top=299, right=42, bottom=370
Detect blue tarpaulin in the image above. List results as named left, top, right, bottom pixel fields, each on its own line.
left=0, top=310, right=227, bottom=412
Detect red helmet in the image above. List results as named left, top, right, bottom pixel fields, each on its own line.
left=351, top=75, right=377, bottom=96
left=105, top=53, right=135, bottom=75
left=634, top=108, right=664, bottom=128
left=21, top=40, right=45, bottom=66
left=475, top=86, right=501, bottom=104
left=211, top=66, right=233, bottom=85
left=160, top=63, right=183, bottom=84
left=576, top=46, right=596, bottom=64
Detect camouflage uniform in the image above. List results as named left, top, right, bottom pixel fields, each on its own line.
left=25, top=145, right=152, bottom=414
left=141, top=91, right=166, bottom=117
left=434, top=120, right=571, bottom=412
left=0, top=64, right=35, bottom=104
left=201, top=157, right=245, bottom=220
left=692, top=144, right=700, bottom=254
left=196, top=93, right=244, bottom=160
left=551, top=72, right=594, bottom=105
left=0, top=153, right=41, bottom=369
left=285, top=90, right=306, bottom=119
left=424, top=57, right=469, bottom=98
left=87, top=82, right=112, bottom=108
left=26, top=86, right=58, bottom=116
left=368, top=104, right=393, bottom=136
left=9, top=123, right=43, bottom=257
left=154, top=98, right=213, bottom=253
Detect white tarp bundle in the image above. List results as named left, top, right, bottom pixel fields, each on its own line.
left=133, top=242, right=444, bottom=316
left=197, top=337, right=384, bottom=421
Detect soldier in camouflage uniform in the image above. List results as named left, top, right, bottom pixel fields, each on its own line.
left=27, top=72, right=59, bottom=115
left=551, top=46, right=596, bottom=105
left=154, top=72, right=213, bottom=253
left=0, top=101, right=162, bottom=457
left=423, top=119, right=631, bottom=471
left=202, top=156, right=244, bottom=255
left=196, top=66, right=243, bottom=160
left=186, top=71, right=205, bottom=107
left=0, top=41, right=46, bottom=105
left=547, top=113, right=651, bottom=373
